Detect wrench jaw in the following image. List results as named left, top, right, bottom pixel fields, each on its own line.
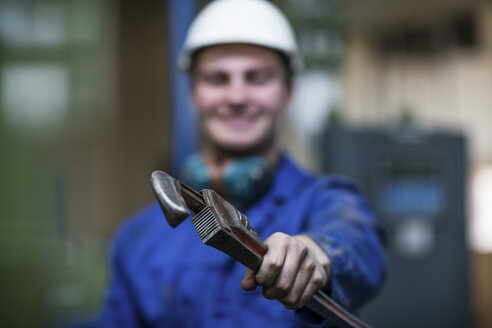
left=150, top=171, right=191, bottom=228
left=193, top=190, right=267, bottom=272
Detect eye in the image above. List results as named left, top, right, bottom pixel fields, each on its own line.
left=246, top=69, right=274, bottom=85
left=201, top=72, right=228, bottom=86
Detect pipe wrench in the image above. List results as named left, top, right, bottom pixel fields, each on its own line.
left=150, top=170, right=372, bottom=328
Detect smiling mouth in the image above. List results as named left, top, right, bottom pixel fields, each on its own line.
left=214, top=112, right=262, bottom=128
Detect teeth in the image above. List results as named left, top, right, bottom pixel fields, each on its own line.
left=192, top=208, right=219, bottom=240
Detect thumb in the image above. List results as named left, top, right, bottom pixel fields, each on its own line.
left=241, top=269, right=258, bottom=291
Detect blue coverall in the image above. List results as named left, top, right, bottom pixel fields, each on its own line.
left=101, top=154, right=386, bottom=327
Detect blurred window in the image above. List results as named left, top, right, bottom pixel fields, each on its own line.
left=470, top=166, right=492, bottom=253
left=378, top=11, right=477, bottom=56
left=2, top=64, right=68, bottom=128
left=0, top=1, right=66, bottom=47
left=0, top=0, right=113, bottom=134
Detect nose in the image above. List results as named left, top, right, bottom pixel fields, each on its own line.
left=226, top=77, right=247, bottom=110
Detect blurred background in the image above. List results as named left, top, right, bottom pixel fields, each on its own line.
left=0, top=0, right=491, bottom=327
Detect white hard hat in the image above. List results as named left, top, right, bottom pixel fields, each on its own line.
left=178, top=0, right=302, bottom=73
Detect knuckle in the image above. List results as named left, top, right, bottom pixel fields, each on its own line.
left=282, top=295, right=299, bottom=309
left=258, top=267, right=282, bottom=287
left=301, top=259, right=316, bottom=273
left=262, top=287, right=276, bottom=300
left=266, top=232, right=290, bottom=249
left=275, top=279, right=291, bottom=294
left=272, top=231, right=286, bottom=238
left=298, top=295, right=311, bottom=308
left=269, top=232, right=287, bottom=243
left=311, top=271, right=324, bottom=286
left=291, top=240, right=308, bottom=258
left=298, top=242, right=308, bottom=256
left=267, top=256, right=283, bottom=271
left=256, top=272, right=271, bottom=286
left=255, top=275, right=266, bottom=286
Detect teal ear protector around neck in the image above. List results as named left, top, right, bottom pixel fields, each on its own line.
left=180, top=154, right=274, bottom=209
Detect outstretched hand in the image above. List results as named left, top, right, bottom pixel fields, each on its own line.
left=241, top=232, right=331, bottom=309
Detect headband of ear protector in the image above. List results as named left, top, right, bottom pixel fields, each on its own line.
left=180, top=153, right=274, bottom=209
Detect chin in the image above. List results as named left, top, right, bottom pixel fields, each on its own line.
left=206, top=126, right=275, bottom=154
left=218, top=140, right=259, bottom=152
left=213, top=135, right=274, bottom=156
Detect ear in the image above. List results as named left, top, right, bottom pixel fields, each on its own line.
left=189, top=82, right=199, bottom=109
left=280, top=84, right=293, bottom=113
left=286, top=84, right=293, bottom=103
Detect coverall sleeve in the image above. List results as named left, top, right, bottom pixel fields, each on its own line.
left=302, top=176, right=387, bottom=312
left=100, top=225, right=140, bottom=328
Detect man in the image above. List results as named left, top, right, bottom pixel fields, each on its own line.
left=102, top=0, right=386, bottom=327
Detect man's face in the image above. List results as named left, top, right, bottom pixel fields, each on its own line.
left=192, top=44, right=292, bottom=154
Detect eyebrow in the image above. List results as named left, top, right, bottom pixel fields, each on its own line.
left=200, top=64, right=279, bottom=76
left=247, top=65, right=277, bottom=73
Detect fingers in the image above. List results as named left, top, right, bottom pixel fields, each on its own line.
left=260, top=233, right=307, bottom=300
left=244, top=232, right=328, bottom=309
left=278, top=254, right=317, bottom=308
left=241, top=233, right=330, bottom=309
left=241, top=269, right=257, bottom=291
left=281, top=258, right=327, bottom=309
left=255, top=232, right=289, bottom=288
